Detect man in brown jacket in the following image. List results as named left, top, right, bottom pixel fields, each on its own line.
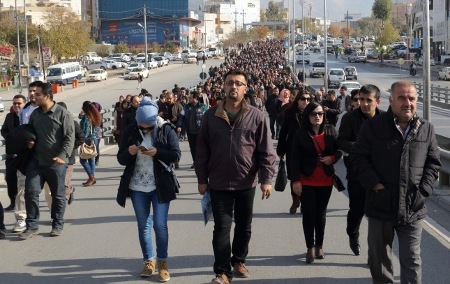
left=196, top=69, right=276, bottom=284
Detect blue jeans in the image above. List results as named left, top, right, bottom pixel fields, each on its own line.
left=25, top=159, right=67, bottom=230
left=130, top=190, right=170, bottom=261
left=80, top=138, right=97, bottom=175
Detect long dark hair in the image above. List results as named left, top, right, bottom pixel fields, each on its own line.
left=301, top=101, right=326, bottom=134
left=82, top=101, right=102, bottom=127
left=283, top=88, right=310, bottom=114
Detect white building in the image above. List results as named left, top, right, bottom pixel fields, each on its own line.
left=216, top=0, right=260, bottom=40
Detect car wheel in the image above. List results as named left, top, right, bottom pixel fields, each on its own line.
left=354, top=76, right=357, bottom=80
left=100, top=66, right=105, bottom=70
left=112, top=66, right=117, bottom=69
left=62, top=80, right=68, bottom=86
left=146, top=73, right=149, bottom=78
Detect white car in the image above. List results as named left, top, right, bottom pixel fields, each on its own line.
left=172, top=52, right=182, bottom=61
left=296, top=51, right=310, bottom=65
left=87, top=69, right=108, bottom=82
left=183, top=54, right=197, bottom=63
left=437, top=67, right=450, bottom=80
left=148, top=58, right=159, bottom=69
left=127, top=67, right=149, bottom=80
left=125, top=63, right=144, bottom=74
left=135, top=53, right=147, bottom=62
left=417, top=56, right=436, bottom=66
left=103, top=59, right=127, bottom=69
left=153, top=56, right=169, bottom=67
left=328, top=68, right=346, bottom=87
left=162, top=52, right=176, bottom=61
left=338, top=81, right=361, bottom=94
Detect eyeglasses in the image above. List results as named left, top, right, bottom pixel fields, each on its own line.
left=138, top=125, right=155, bottom=132
left=300, top=97, right=311, bottom=101
left=352, top=97, right=360, bottom=102
left=225, top=81, right=247, bottom=87
left=310, top=111, right=324, bottom=117
left=13, top=102, right=23, bottom=106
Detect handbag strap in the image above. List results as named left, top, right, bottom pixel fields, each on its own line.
left=158, top=159, right=174, bottom=173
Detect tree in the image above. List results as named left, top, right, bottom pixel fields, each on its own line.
left=113, top=42, right=129, bottom=53
left=265, top=1, right=285, bottom=22
left=357, top=17, right=381, bottom=37
left=42, top=7, right=94, bottom=61
left=372, top=0, right=393, bottom=30
left=274, top=30, right=286, bottom=39
left=375, top=21, right=399, bottom=48
left=96, top=45, right=110, bottom=57
left=328, top=25, right=341, bottom=37
left=260, top=9, right=267, bottom=22
left=250, top=26, right=270, bottom=40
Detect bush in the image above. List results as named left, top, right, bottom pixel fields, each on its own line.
left=113, top=42, right=129, bottom=53
left=96, top=45, right=110, bottom=57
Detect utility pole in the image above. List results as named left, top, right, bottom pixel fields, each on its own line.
left=233, top=9, right=239, bottom=33
left=346, top=10, right=349, bottom=48
left=423, top=0, right=431, bottom=120
left=324, top=0, right=328, bottom=93
left=15, top=0, right=22, bottom=94
left=241, top=9, right=246, bottom=31
left=309, top=4, right=312, bottom=37
left=24, top=0, right=29, bottom=77
left=143, top=4, right=148, bottom=70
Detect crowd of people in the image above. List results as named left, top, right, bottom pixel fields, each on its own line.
left=0, top=38, right=442, bottom=284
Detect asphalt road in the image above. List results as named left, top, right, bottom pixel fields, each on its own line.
left=0, top=57, right=450, bottom=283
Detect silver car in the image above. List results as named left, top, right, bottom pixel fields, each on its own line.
left=344, top=66, right=358, bottom=80
left=328, top=68, right=346, bottom=87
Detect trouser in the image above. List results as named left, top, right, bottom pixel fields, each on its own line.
left=5, top=159, right=18, bottom=205
left=368, top=217, right=423, bottom=284
left=301, top=185, right=332, bottom=248
left=14, top=171, right=27, bottom=221
left=346, top=179, right=366, bottom=240
left=0, top=201, right=5, bottom=230
left=25, top=159, right=67, bottom=230
left=95, top=138, right=100, bottom=164
left=187, top=132, right=198, bottom=164
left=210, top=187, right=256, bottom=281
left=269, top=116, right=277, bottom=138
left=80, top=138, right=98, bottom=176
left=43, top=164, right=75, bottom=208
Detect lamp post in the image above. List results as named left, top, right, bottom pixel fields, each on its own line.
left=15, top=0, right=22, bottom=94
left=138, top=4, right=148, bottom=70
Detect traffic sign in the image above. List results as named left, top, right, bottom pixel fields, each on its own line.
left=398, top=58, right=405, bottom=65
left=199, top=72, right=207, bottom=79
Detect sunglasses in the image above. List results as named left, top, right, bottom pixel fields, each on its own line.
left=352, top=97, right=360, bottom=102
left=138, top=125, right=155, bottom=132
left=310, top=111, right=324, bottom=117
left=300, top=97, right=311, bottom=101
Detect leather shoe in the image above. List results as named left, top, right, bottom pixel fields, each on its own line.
left=349, top=237, right=361, bottom=256
left=4, top=204, right=14, bottom=211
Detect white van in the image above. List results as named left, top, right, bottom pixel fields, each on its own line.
left=46, top=62, right=83, bottom=85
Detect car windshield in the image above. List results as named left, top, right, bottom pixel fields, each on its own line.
left=132, top=68, right=144, bottom=72
left=313, top=62, right=325, bottom=67
left=129, top=64, right=139, bottom=67
left=47, top=68, right=61, bottom=76
left=342, top=83, right=360, bottom=89
left=330, top=70, right=343, bottom=75
left=90, top=70, right=102, bottom=74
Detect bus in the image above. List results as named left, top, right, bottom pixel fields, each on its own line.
left=46, top=62, right=83, bottom=85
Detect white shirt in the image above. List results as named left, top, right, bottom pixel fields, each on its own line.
left=129, top=131, right=157, bottom=193
left=19, top=104, right=39, bottom=125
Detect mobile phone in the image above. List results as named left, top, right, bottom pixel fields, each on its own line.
left=138, top=146, right=148, bottom=151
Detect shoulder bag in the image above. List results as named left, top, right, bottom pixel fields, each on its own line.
left=80, top=124, right=98, bottom=159
left=158, top=159, right=180, bottom=194
left=275, top=158, right=288, bottom=192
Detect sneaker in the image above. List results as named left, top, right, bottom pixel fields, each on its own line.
left=211, top=273, right=230, bottom=284
left=232, top=262, right=249, bottom=278
left=140, top=260, right=156, bottom=278
left=315, top=246, right=325, bottom=259
left=19, top=228, right=39, bottom=240
left=4, top=203, right=14, bottom=211
left=157, top=260, right=170, bottom=282
left=12, top=220, right=26, bottom=233
left=50, top=228, right=63, bottom=237
left=0, top=229, right=5, bottom=239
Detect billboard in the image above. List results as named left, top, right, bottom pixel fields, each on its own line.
left=42, top=47, right=52, bottom=63
left=101, top=19, right=181, bottom=45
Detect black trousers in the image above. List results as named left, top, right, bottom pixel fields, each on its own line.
left=5, top=159, right=18, bottom=204
left=346, top=179, right=366, bottom=240
left=187, top=132, right=198, bottom=163
left=210, top=187, right=256, bottom=280
left=301, top=185, right=332, bottom=249
left=269, top=116, right=277, bottom=138
left=0, top=201, right=5, bottom=230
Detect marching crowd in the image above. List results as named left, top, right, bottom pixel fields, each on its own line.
left=0, top=39, right=442, bottom=284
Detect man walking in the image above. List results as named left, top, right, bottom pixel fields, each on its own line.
left=196, top=70, right=276, bottom=284
left=351, top=81, right=441, bottom=284
left=337, top=84, right=383, bottom=256
left=264, top=87, right=280, bottom=139
left=177, top=91, right=207, bottom=168
left=19, top=81, right=75, bottom=240
left=322, top=90, right=341, bottom=126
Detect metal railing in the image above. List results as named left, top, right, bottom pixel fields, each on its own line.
left=414, top=82, right=450, bottom=106
left=0, top=108, right=116, bottom=162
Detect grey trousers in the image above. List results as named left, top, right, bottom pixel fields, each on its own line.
left=367, top=217, right=422, bottom=284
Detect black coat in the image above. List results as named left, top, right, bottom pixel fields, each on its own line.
left=1, top=111, right=19, bottom=139
left=351, top=108, right=441, bottom=224
left=5, top=124, right=37, bottom=175
left=322, top=99, right=342, bottom=126
left=290, top=125, right=342, bottom=182
left=70, top=121, right=85, bottom=165
left=116, top=122, right=181, bottom=207
left=264, top=94, right=278, bottom=118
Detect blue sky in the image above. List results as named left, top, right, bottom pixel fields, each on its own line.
left=260, top=0, right=374, bottom=20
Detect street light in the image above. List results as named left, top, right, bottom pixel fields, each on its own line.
left=138, top=4, right=148, bottom=70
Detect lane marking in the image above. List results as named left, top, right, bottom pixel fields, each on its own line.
left=424, top=216, right=450, bottom=245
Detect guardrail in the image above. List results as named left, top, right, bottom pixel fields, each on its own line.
left=414, top=82, right=450, bottom=107
left=0, top=107, right=116, bottom=162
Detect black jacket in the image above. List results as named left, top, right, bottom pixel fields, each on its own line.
left=337, top=107, right=384, bottom=181
left=5, top=124, right=37, bottom=175
left=116, top=121, right=181, bottom=207
left=322, top=99, right=342, bottom=126
left=70, top=121, right=85, bottom=165
left=264, top=94, right=278, bottom=118
left=350, top=108, right=441, bottom=224
left=276, top=107, right=303, bottom=179
left=1, top=111, right=20, bottom=139
left=290, top=125, right=342, bottom=182
left=121, top=107, right=137, bottom=129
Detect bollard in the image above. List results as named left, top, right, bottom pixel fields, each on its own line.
left=72, top=80, right=76, bottom=88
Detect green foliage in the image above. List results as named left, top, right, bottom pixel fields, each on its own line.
left=374, top=22, right=399, bottom=48
left=260, top=9, right=267, bottom=22
left=113, top=42, right=129, bottom=53
left=161, top=42, right=177, bottom=53
left=190, top=40, right=198, bottom=50
left=265, top=1, right=285, bottom=22
left=96, top=45, right=111, bottom=57
left=372, top=0, right=393, bottom=22
left=357, top=17, right=381, bottom=37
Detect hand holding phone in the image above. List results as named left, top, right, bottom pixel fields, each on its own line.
left=138, top=146, right=148, bottom=151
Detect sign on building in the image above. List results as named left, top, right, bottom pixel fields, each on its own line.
left=42, top=47, right=52, bottom=63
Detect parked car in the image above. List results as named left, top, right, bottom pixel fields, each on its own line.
left=148, top=58, right=159, bottom=69
left=162, top=52, right=176, bottom=61
left=172, top=52, right=182, bottom=60
left=85, top=61, right=109, bottom=70
left=417, top=56, right=436, bottom=66
left=108, top=53, right=131, bottom=62
left=127, top=67, right=149, bottom=80
left=338, top=81, right=361, bottom=94
left=326, top=46, right=335, bottom=54
left=153, top=56, right=169, bottom=67
left=103, top=59, right=127, bottom=69
left=87, top=69, right=108, bottom=82
left=366, top=48, right=379, bottom=59
left=327, top=68, right=346, bottom=87
left=344, top=47, right=356, bottom=55
left=437, top=67, right=450, bottom=80
left=183, top=53, right=197, bottom=63
left=344, top=66, right=358, bottom=80
left=135, top=53, right=148, bottom=62
left=0, top=97, right=4, bottom=112
left=348, top=52, right=367, bottom=63
left=125, top=63, right=144, bottom=74
left=82, top=52, right=102, bottom=63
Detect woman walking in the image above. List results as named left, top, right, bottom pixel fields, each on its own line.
left=79, top=101, right=102, bottom=187
left=277, top=89, right=311, bottom=214
left=290, top=101, right=342, bottom=263
left=116, top=97, right=180, bottom=282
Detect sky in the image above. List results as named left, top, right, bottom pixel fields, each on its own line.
left=260, top=0, right=375, bottom=20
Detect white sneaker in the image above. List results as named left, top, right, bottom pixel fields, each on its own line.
left=12, top=220, right=26, bottom=233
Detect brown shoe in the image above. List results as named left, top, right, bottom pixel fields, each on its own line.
left=157, top=260, right=170, bottom=282
left=306, top=248, right=315, bottom=263
left=211, top=273, right=230, bottom=284
left=289, top=195, right=300, bottom=214
left=315, top=246, right=324, bottom=259
left=233, top=262, right=249, bottom=278
left=140, top=259, right=156, bottom=278
left=82, top=174, right=96, bottom=187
